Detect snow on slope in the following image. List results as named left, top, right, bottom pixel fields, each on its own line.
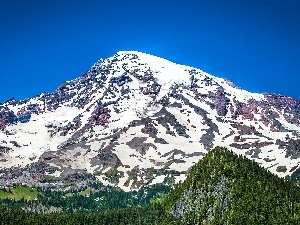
left=0, top=50, right=300, bottom=190
left=114, top=51, right=265, bottom=102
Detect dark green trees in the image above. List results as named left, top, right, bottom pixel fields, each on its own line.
left=1, top=146, right=300, bottom=224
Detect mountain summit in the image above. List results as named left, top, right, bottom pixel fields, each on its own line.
left=0, top=51, right=300, bottom=190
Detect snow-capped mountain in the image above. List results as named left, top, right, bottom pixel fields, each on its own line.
left=1, top=51, right=300, bottom=190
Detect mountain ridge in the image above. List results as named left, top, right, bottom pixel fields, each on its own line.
left=0, top=51, right=300, bottom=191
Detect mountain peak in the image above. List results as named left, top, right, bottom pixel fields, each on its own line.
left=115, top=50, right=149, bottom=56
left=0, top=51, right=300, bottom=191
left=114, top=50, right=169, bottom=60
left=111, top=51, right=265, bottom=102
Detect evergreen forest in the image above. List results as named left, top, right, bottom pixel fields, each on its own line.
left=1, top=146, right=300, bottom=224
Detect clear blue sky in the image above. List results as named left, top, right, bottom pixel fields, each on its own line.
left=1, top=0, right=299, bottom=103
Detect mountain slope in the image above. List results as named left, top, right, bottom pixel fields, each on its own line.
left=1, top=146, right=300, bottom=224
left=0, top=51, right=300, bottom=190
left=164, top=146, right=300, bottom=224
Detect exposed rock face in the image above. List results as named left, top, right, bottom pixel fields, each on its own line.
left=0, top=51, right=300, bottom=190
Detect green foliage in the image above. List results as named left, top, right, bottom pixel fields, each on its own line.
left=0, top=182, right=172, bottom=214
left=0, top=185, right=38, bottom=201
left=0, top=203, right=179, bottom=225
left=164, top=146, right=300, bottom=224
left=1, top=146, right=300, bottom=224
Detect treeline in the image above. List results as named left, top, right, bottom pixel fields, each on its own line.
left=0, top=183, right=171, bottom=213
left=1, top=146, right=300, bottom=224
left=0, top=203, right=179, bottom=225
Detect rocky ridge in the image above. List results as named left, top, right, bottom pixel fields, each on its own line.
left=0, top=51, right=300, bottom=190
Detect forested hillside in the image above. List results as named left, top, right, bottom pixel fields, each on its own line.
left=1, top=146, right=300, bottom=224
left=164, top=146, right=300, bottom=224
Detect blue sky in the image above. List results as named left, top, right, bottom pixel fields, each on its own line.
left=0, top=0, right=299, bottom=102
